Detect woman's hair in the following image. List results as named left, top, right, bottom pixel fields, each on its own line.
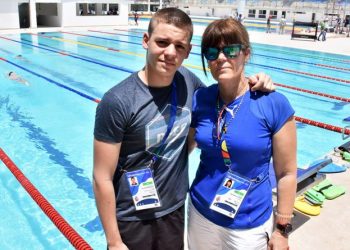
left=201, top=18, right=251, bottom=76
left=148, top=8, right=193, bottom=42
left=8, top=71, right=13, bottom=76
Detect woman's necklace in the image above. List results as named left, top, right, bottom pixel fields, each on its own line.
left=216, top=84, right=247, bottom=139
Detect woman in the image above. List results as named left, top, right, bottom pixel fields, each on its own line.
left=188, top=18, right=297, bottom=250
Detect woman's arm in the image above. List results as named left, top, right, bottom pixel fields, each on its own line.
left=268, top=116, right=297, bottom=250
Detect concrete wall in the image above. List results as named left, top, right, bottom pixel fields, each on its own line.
left=0, top=0, right=20, bottom=29
left=61, top=1, right=128, bottom=27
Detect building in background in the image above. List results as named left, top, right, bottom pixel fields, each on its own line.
left=0, top=0, right=128, bottom=30
left=167, top=0, right=349, bottom=23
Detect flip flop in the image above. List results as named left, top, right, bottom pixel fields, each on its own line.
left=294, top=195, right=321, bottom=216
left=342, top=152, right=350, bottom=162
left=319, top=163, right=347, bottom=174
left=304, top=189, right=325, bottom=205
left=312, top=179, right=346, bottom=200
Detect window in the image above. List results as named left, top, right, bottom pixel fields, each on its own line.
left=258, top=10, right=266, bottom=19
left=109, top=4, right=119, bottom=15
left=88, top=4, right=95, bottom=15
left=281, top=11, right=286, bottom=19
left=270, top=10, right=278, bottom=19
left=248, top=9, right=256, bottom=18
left=76, top=3, right=119, bottom=16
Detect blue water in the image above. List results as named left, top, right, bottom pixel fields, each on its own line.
left=0, top=26, right=349, bottom=249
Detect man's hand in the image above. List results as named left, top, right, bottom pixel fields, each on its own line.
left=248, top=72, right=276, bottom=92
left=108, top=242, right=129, bottom=250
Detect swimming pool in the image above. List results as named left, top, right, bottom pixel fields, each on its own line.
left=0, top=28, right=349, bottom=249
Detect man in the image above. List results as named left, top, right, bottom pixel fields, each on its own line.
left=318, top=20, right=327, bottom=41
left=7, top=71, right=29, bottom=86
left=345, top=16, right=350, bottom=37
left=266, top=15, right=271, bottom=33
left=93, top=8, right=274, bottom=250
left=279, top=15, right=286, bottom=34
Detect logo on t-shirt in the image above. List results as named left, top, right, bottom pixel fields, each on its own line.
left=146, top=104, right=191, bottom=160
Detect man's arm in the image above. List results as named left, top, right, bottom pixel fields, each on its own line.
left=93, top=139, right=128, bottom=250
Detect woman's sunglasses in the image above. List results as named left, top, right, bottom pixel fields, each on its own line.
left=203, top=44, right=245, bottom=61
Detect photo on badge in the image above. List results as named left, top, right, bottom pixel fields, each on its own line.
left=129, top=176, right=139, bottom=186
left=223, top=178, right=233, bottom=189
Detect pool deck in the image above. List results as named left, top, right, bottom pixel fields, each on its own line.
left=1, top=21, right=350, bottom=250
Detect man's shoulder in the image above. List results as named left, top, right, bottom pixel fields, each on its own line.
left=176, top=66, right=205, bottom=89
left=102, top=72, right=139, bottom=102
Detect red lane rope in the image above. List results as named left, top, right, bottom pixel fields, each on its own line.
left=294, top=116, right=350, bottom=135
left=284, top=68, right=350, bottom=84
left=315, top=63, right=350, bottom=72
left=0, top=148, right=93, bottom=250
left=275, top=82, right=350, bottom=102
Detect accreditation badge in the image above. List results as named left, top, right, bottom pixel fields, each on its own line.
left=125, top=168, right=161, bottom=210
left=210, top=171, right=251, bottom=218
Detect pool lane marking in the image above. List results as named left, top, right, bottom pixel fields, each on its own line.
left=0, top=148, right=93, bottom=250
left=86, top=30, right=349, bottom=72
left=274, top=82, right=350, bottom=103
left=250, top=62, right=350, bottom=85
left=252, top=43, right=350, bottom=64
left=32, top=32, right=145, bottom=57
left=37, top=32, right=349, bottom=84
left=57, top=32, right=350, bottom=81
left=253, top=53, right=350, bottom=72
left=70, top=30, right=350, bottom=71
left=0, top=36, right=347, bottom=101
left=87, top=29, right=201, bottom=47
left=0, top=57, right=101, bottom=103
left=117, top=27, right=350, bottom=64
left=0, top=35, right=134, bottom=75
left=30, top=33, right=203, bottom=70
left=1, top=56, right=349, bottom=135
left=1, top=34, right=348, bottom=102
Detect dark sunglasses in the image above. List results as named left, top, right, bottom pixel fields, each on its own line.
left=203, top=44, right=245, bottom=61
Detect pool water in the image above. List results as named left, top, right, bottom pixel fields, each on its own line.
left=0, top=28, right=349, bottom=249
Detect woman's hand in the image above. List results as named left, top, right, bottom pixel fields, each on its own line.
left=268, top=230, right=289, bottom=250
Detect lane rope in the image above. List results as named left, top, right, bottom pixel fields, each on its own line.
left=274, top=82, right=350, bottom=102
left=0, top=148, right=93, bottom=250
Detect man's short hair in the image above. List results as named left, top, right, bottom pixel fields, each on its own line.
left=148, top=8, right=193, bottom=42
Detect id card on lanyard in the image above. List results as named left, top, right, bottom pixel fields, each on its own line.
left=126, top=168, right=161, bottom=210
left=210, top=171, right=251, bottom=218
left=124, top=81, right=177, bottom=211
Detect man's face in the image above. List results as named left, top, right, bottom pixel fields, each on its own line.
left=142, top=22, right=192, bottom=78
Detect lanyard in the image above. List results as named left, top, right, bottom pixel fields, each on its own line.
left=150, top=81, right=177, bottom=166
left=215, top=91, right=246, bottom=169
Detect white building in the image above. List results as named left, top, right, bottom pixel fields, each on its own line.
left=0, top=0, right=129, bottom=30
left=169, top=0, right=350, bottom=23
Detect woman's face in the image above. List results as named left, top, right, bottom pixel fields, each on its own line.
left=207, top=44, right=250, bottom=83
